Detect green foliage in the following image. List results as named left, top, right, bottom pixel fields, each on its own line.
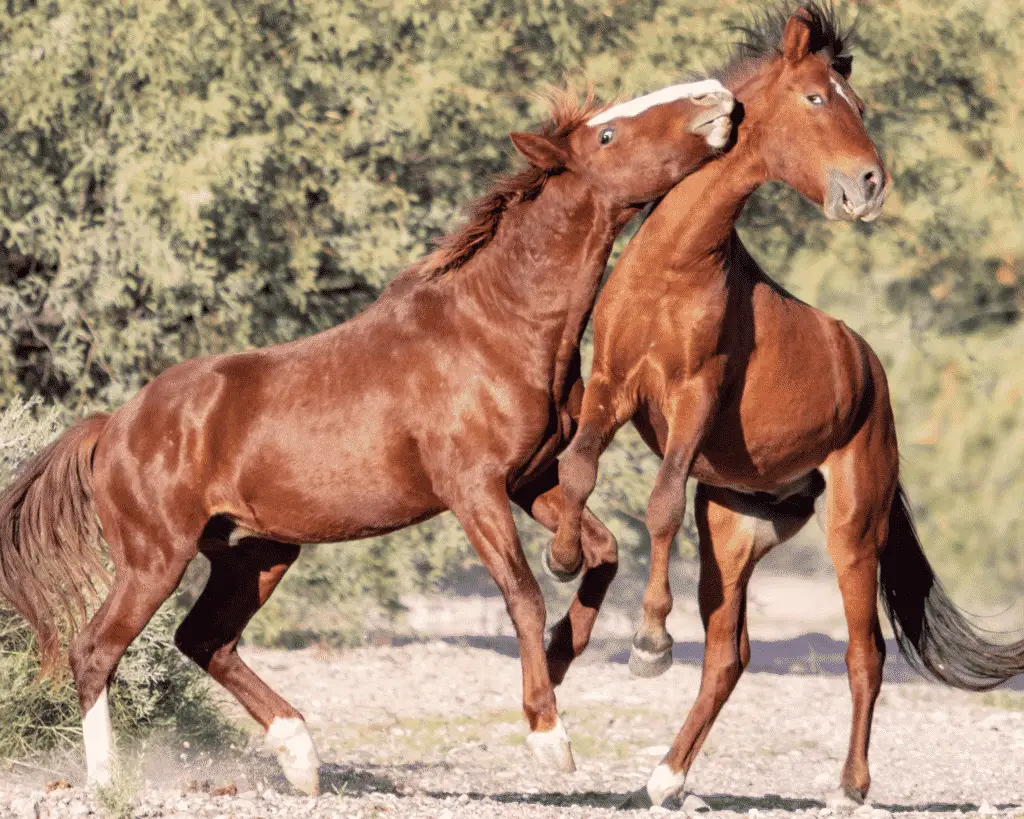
left=1, top=0, right=1022, bottom=632
left=0, top=605, right=240, bottom=759
left=0, top=394, right=62, bottom=486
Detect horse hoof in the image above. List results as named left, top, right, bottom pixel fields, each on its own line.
left=629, top=763, right=687, bottom=808
left=526, top=717, right=576, bottom=773
left=628, top=633, right=674, bottom=678
left=266, top=717, right=321, bottom=796
left=826, top=786, right=866, bottom=814
left=541, top=546, right=583, bottom=583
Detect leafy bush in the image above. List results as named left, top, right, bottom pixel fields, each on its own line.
left=0, top=605, right=240, bottom=759
left=1, top=0, right=1022, bottom=632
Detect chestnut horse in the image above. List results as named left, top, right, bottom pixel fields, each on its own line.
left=551, top=3, right=1024, bottom=810
left=0, top=82, right=736, bottom=793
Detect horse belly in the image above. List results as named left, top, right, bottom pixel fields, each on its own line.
left=692, top=366, right=848, bottom=493
left=221, top=407, right=444, bottom=545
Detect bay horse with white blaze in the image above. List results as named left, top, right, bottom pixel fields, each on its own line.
left=0, top=81, right=735, bottom=793
left=551, top=3, right=1024, bottom=810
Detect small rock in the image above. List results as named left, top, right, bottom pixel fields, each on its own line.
left=978, top=803, right=998, bottom=816
left=683, top=794, right=711, bottom=814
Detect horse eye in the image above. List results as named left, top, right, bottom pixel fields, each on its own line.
left=599, top=127, right=615, bottom=145
left=806, top=93, right=825, bottom=107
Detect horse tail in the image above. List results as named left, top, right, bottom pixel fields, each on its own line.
left=0, top=413, right=112, bottom=676
left=879, top=482, right=1024, bottom=691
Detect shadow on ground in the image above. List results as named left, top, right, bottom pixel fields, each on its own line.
left=388, top=633, right=1024, bottom=691
left=316, top=764, right=1010, bottom=814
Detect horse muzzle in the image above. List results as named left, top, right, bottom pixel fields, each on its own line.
left=824, top=164, right=888, bottom=222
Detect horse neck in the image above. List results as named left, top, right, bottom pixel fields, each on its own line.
left=453, top=173, right=633, bottom=388
left=634, top=71, right=776, bottom=284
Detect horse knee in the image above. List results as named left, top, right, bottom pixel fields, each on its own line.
left=505, top=578, right=547, bottom=627
left=646, top=464, right=687, bottom=542
left=582, top=518, right=618, bottom=567
left=559, top=434, right=601, bottom=506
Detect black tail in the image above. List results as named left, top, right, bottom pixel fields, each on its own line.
left=880, top=483, right=1024, bottom=691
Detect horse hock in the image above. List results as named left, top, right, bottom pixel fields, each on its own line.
left=628, top=628, right=674, bottom=678
left=525, top=716, right=576, bottom=773
left=266, top=717, right=321, bottom=795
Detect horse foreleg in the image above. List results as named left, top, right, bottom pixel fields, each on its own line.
left=513, top=468, right=618, bottom=686
left=630, top=383, right=720, bottom=678
left=452, top=477, right=574, bottom=772
left=550, top=375, right=624, bottom=582
left=173, top=538, right=317, bottom=794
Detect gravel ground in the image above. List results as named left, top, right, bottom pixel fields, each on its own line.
left=1, top=639, right=1022, bottom=819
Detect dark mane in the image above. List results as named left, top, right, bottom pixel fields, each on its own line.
left=396, top=86, right=607, bottom=283
left=712, top=1, right=857, bottom=85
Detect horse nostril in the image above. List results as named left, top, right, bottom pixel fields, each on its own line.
left=861, top=167, right=884, bottom=201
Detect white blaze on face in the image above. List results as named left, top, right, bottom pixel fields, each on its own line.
left=83, top=688, right=114, bottom=787
left=830, top=76, right=857, bottom=113
left=586, top=79, right=726, bottom=126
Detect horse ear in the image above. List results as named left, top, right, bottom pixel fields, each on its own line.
left=782, top=10, right=812, bottom=63
left=509, top=132, right=569, bottom=171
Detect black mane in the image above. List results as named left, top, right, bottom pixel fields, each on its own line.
left=713, top=1, right=857, bottom=83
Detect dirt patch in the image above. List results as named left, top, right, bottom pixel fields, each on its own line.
left=1, top=640, right=1022, bottom=818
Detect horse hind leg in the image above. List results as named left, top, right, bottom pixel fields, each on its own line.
left=630, top=485, right=811, bottom=808
left=172, top=536, right=318, bottom=794
left=818, top=443, right=896, bottom=810
left=69, top=525, right=195, bottom=787
left=512, top=468, right=619, bottom=686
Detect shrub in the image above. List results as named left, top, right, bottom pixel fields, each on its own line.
left=0, top=605, right=241, bottom=760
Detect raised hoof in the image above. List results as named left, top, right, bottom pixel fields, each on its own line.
left=526, top=717, right=576, bottom=773
left=541, top=546, right=584, bottom=583
left=266, top=717, right=321, bottom=796
left=628, top=632, right=674, bottom=678
left=826, top=786, right=866, bottom=814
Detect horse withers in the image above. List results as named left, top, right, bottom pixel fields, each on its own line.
left=0, top=80, right=735, bottom=793
left=552, top=2, right=1024, bottom=810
